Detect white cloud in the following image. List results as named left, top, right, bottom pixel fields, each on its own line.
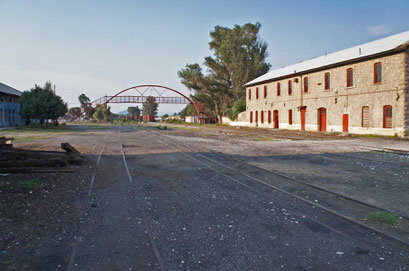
left=366, top=25, right=393, bottom=37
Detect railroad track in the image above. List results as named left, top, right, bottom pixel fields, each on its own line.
left=148, top=130, right=409, bottom=249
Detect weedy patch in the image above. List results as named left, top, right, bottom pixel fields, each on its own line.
left=14, top=136, right=52, bottom=142
left=174, top=127, right=201, bottom=132
left=19, top=178, right=41, bottom=188
left=155, top=125, right=168, bottom=130
left=368, top=211, right=400, bottom=226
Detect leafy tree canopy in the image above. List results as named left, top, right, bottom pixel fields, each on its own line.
left=178, top=22, right=270, bottom=122
left=78, top=94, right=90, bottom=108
left=19, top=81, right=68, bottom=125
left=142, top=96, right=158, bottom=116
left=127, top=106, right=140, bottom=117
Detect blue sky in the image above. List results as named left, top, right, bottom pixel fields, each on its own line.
left=0, top=0, right=408, bottom=114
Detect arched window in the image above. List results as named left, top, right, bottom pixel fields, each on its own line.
left=383, top=105, right=392, bottom=128
left=256, top=87, right=259, bottom=99
left=324, top=73, right=330, bottom=90
left=248, top=89, right=251, bottom=100
left=264, top=85, right=267, bottom=98
left=250, top=111, right=253, bottom=123
left=261, top=111, right=264, bottom=124
left=277, top=83, right=281, bottom=96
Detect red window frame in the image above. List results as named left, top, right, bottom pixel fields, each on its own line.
left=374, top=62, right=382, bottom=83
left=268, top=110, right=271, bottom=124
left=347, top=68, right=353, bottom=87
left=277, top=83, right=281, bottom=96
left=264, top=85, right=267, bottom=98
left=256, top=87, right=259, bottom=99
left=261, top=111, right=264, bottom=124
left=324, top=73, right=330, bottom=90
left=248, top=89, right=251, bottom=100
left=383, top=105, right=392, bottom=128
left=289, top=109, right=293, bottom=125
left=288, top=80, right=292, bottom=95
left=250, top=111, right=253, bottom=123
left=304, top=77, right=308, bottom=93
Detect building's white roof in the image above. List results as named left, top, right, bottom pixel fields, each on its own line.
left=0, top=82, right=22, bottom=97
left=245, top=30, right=409, bottom=86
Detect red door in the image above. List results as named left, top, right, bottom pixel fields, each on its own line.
left=273, top=110, right=279, bottom=129
left=255, top=111, right=258, bottom=127
left=300, top=108, right=306, bottom=131
left=318, top=108, right=326, bottom=132
left=342, top=114, right=348, bottom=133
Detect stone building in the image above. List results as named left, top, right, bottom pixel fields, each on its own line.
left=0, top=82, right=24, bottom=127
left=240, top=30, right=409, bottom=137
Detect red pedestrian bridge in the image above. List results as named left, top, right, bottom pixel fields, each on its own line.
left=69, top=84, right=206, bottom=122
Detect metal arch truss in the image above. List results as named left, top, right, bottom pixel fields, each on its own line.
left=69, top=84, right=206, bottom=122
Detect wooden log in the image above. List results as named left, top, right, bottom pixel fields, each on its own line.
left=61, top=143, right=83, bottom=157
left=0, top=167, right=76, bottom=173
left=0, top=150, right=67, bottom=160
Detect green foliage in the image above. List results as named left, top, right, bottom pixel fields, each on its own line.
left=93, top=106, right=106, bottom=121
left=19, top=81, right=68, bottom=125
left=161, top=114, right=169, bottom=121
left=178, top=22, right=270, bottom=122
left=127, top=106, right=140, bottom=118
left=142, top=96, right=158, bottom=116
left=226, top=98, right=246, bottom=121
left=179, top=104, right=192, bottom=119
left=368, top=211, right=400, bottom=225
left=19, top=178, right=41, bottom=188
left=78, top=93, right=90, bottom=107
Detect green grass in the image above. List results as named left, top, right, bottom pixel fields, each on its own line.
left=4, top=260, right=13, bottom=266
left=19, top=178, right=41, bottom=188
left=368, top=211, right=400, bottom=226
left=155, top=125, right=168, bottom=130
left=13, top=136, right=52, bottom=142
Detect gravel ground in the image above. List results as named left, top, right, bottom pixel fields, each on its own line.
left=0, top=124, right=408, bottom=270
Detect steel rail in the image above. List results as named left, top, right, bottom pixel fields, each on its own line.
left=149, top=130, right=409, bottom=247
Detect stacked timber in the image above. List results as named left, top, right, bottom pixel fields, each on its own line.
left=0, top=142, right=83, bottom=173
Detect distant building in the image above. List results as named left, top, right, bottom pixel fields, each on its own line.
left=0, top=82, right=24, bottom=127
left=239, top=30, right=409, bottom=137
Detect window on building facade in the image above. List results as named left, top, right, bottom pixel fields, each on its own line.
left=261, top=111, right=264, bottom=124
left=289, top=109, right=293, bottom=125
left=277, top=83, right=281, bottom=96
left=347, top=68, right=353, bottom=87
left=268, top=110, right=271, bottom=124
left=264, top=85, right=267, bottom=98
left=288, top=80, right=292, bottom=95
left=250, top=111, right=253, bottom=123
left=361, top=106, right=370, bottom=128
left=304, top=77, right=308, bottom=93
left=248, top=89, right=251, bottom=100
left=324, top=73, right=330, bottom=90
left=374, top=62, right=382, bottom=83
left=383, top=105, right=392, bottom=128
left=256, top=87, right=259, bottom=99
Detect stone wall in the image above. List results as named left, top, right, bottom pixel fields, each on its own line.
left=404, top=47, right=409, bottom=136
left=245, top=50, right=408, bottom=136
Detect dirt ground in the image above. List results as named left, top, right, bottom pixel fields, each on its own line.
left=0, top=123, right=408, bottom=270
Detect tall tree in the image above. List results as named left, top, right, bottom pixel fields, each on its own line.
left=127, top=106, right=140, bottom=119
left=19, top=81, right=68, bottom=125
left=142, top=96, right=158, bottom=116
left=178, top=22, right=270, bottom=122
left=78, top=94, right=90, bottom=108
